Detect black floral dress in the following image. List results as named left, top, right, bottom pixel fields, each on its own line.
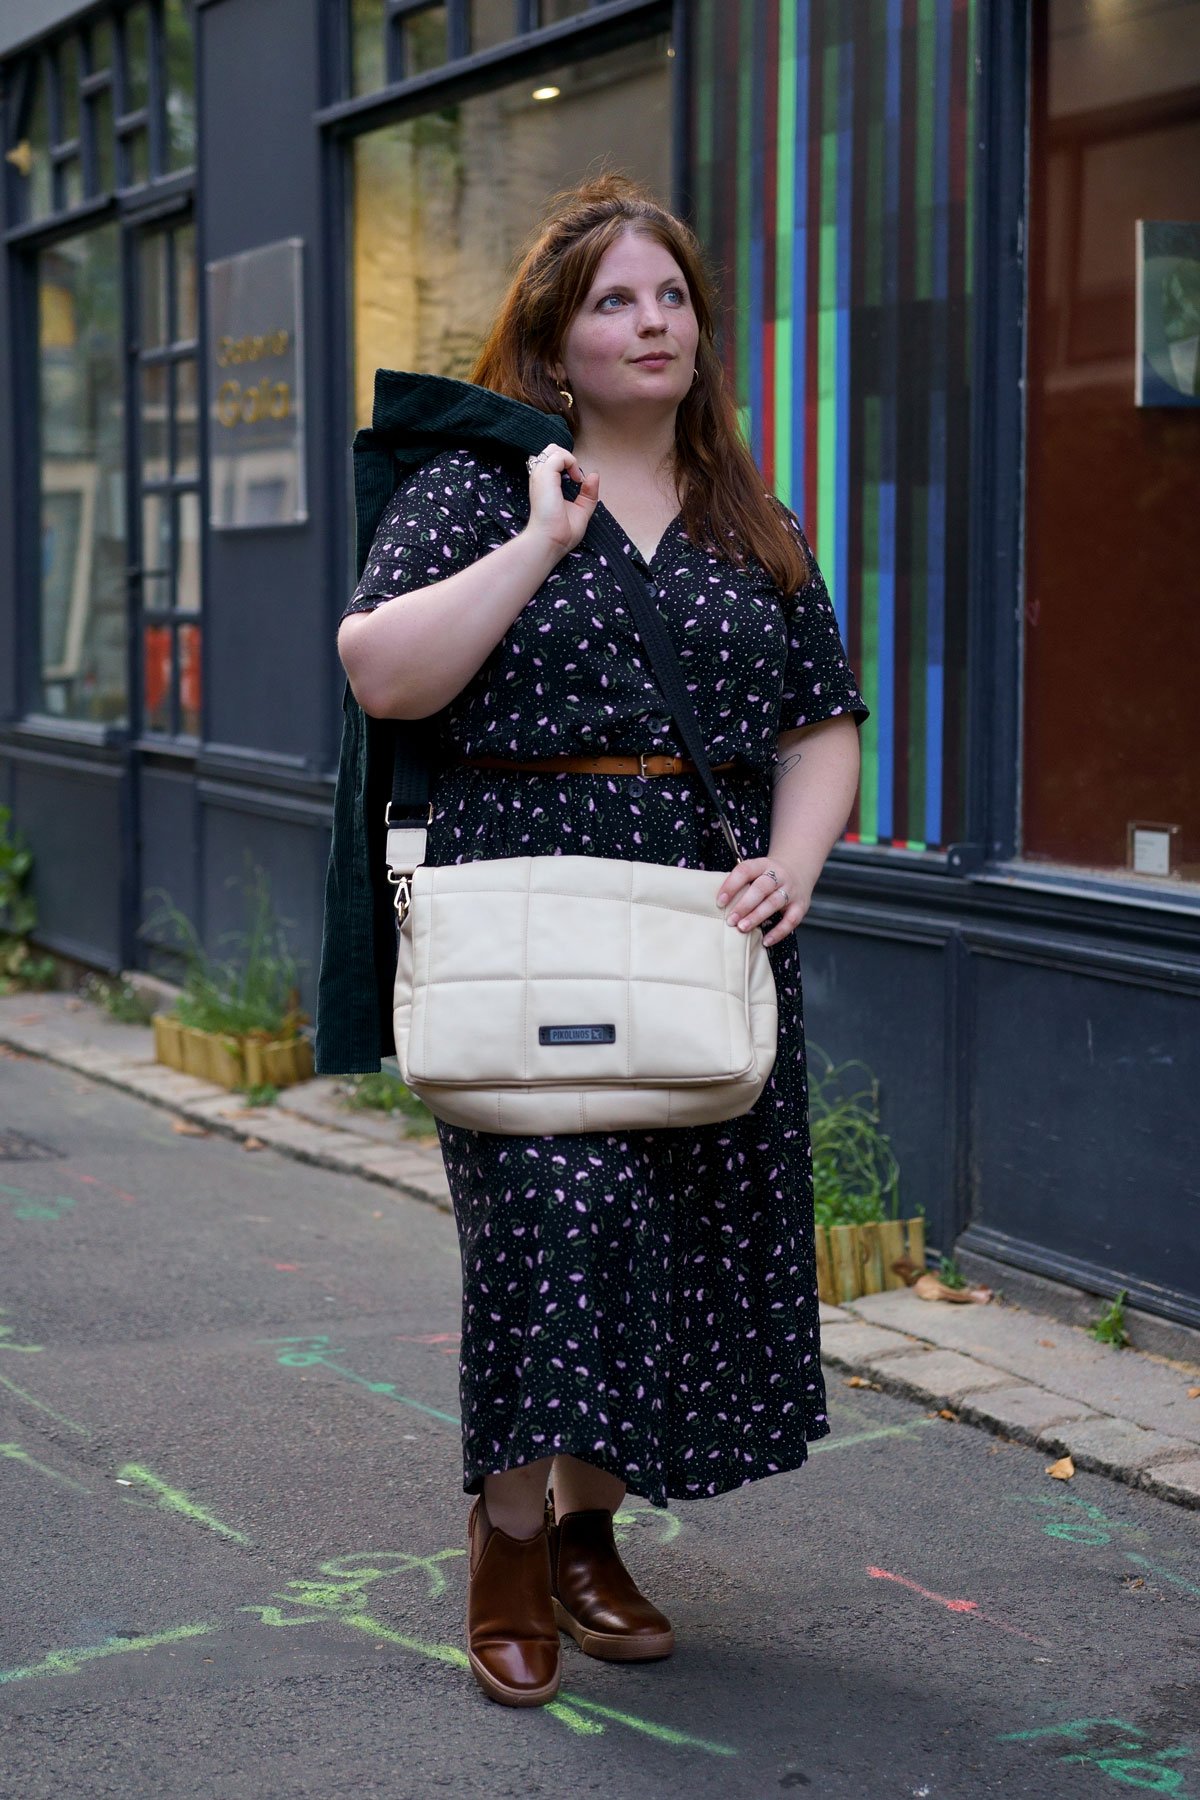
left=344, top=447, right=869, bottom=1508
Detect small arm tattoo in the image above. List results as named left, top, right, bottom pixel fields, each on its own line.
left=772, top=751, right=803, bottom=784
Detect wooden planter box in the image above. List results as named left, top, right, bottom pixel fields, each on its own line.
left=152, top=1014, right=313, bottom=1092
left=815, top=1217, right=926, bottom=1305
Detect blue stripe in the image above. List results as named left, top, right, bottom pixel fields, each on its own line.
left=924, top=387, right=946, bottom=846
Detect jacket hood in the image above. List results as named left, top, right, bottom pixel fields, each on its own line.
left=352, top=369, right=574, bottom=579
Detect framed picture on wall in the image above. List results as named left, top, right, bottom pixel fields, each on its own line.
left=1136, top=221, right=1200, bottom=407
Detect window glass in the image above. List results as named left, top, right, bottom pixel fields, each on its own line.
left=178, top=623, right=202, bottom=736
left=541, top=0, right=590, bottom=21
left=90, top=88, right=116, bottom=194
left=126, top=126, right=150, bottom=187
left=472, top=1, right=516, bottom=53
left=403, top=6, right=448, bottom=77
left=140, top=232, right=169, bottom=348
left=144, top=624, right=173, bottom=732
left=164, top=0, right=196, bottom=171
left=124, top=6, right=150, bottom=112
left=176, top=492, right=202, bottom=613
left=61, top=157, right=84, bottom=212
left=36, top=226, right=127, bottom=725
left=351, top=0, right=386, bottom=96
left=140, top=364, right=169, bottom=483
left=1024, top=0, right=1200, bottom=884
left=175, top=359, right=199, bottom=478
left=90, top=19, right=113, bottom=74
left=176, top=221, right=198, bottom=340
left=59, top=38, right=81, bottom=142
left=27, top=59, right=54, bottom=220
left=689, top=0, right=977, bottom=853
left=350, top=35, right=672, bottom=424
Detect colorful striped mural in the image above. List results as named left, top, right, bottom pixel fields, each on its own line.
left=690, top=0, right=976, bottom=853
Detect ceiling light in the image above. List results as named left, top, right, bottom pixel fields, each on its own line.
left=532, top=85, right=560, bottom=101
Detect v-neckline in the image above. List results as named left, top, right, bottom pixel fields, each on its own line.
left=594, top=498, right=683, bottom=572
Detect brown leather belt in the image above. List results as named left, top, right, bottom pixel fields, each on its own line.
left=455, top=753, right=739, bottom=778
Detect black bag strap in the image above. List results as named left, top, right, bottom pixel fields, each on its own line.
left=391, top=501, right=744, bottom=862
left=583, top=507, right=741, bottom=861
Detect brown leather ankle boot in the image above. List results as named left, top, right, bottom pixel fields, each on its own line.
left=466, top=1496, right=562, bottom=1706
left=547, top=1496, right=675, bottom=1662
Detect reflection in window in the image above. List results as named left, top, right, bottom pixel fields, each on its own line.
left=165, top=0, right=196, bottom=170
left=37, top=226, right=127, bottom=725
left=124, top=5, right=150, bottom=111
left=27, top=60, right=53, bottom=220
left=472, top=0, right=515, bottom=54
left=403, top=6, right=448, bottom=77
left=1024, top=0, right=1200, bottom=883
left=350, top=35, right=671, bottom=425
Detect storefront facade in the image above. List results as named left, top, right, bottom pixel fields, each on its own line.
left=2, top=1, right=1197, bottom=1322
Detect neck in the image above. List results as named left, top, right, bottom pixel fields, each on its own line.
left=571, top=407, right=680, bottom=497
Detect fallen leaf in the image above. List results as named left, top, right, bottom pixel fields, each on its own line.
left=1188, top=1387, right=1200, bottom=1399
left=938, top=1408, right=958, bottom=1421
left=242, top=1136, right=266, bottom=1152
left=912, top=1272, right=993, bottom=1305
left=1121, top=1575, right=1145, bottom=1590
left=171, top=1118, right=208, bottom=1137
left=1046, top=1455, right=1075, bottom=1481
left=1037, top=1338, right=1057, bottom=1348
left=845, top=1375, right=881, bottom=1390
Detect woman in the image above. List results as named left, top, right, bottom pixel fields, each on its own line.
left=337, top=176, right=868, bottom=1708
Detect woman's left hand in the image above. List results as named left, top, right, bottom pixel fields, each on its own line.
left=715, top=855, right=812, bottom=947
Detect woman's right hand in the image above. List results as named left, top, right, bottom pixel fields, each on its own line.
left=522, top=444, right=600, bottom=558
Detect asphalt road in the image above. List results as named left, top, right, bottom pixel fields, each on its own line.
left=1, top=1049, right=1197, bottom=1800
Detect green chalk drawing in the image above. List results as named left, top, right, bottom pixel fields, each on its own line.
left=257, top=1334, right=460, bottom=1426
left=810, top=1418, right=938, bottom=1454
left=246, top=1549, right=737, bottom=1757
left=1124, top=1553, right=1200, bottom=1600
left=1010, top=1492, right=1148, bottom=1546
left=115, top=1464, right=250, bottom=1545
left=0, top=1182, right=76, bottom=1221
left=0, top=1622, right=215, bottom=1685
left=0, top=1373, right=89, bottom=1435
left=0, top=1307, right=42, bottom=1353
left=0, top=1441, right=90, bottom=1493
left=613, top=1502, right=682, bottom=1546
left=999, top=1719, right=1194, bottom=1793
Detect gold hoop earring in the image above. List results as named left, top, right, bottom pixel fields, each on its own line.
left=557, top=386, right=574, bottom=409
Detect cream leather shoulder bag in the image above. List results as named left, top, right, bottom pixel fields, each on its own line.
left=386, top=508, right=778, bottom=1135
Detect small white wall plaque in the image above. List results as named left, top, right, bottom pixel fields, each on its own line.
left=1127, top=821, right=1180, bottom=878
left=206, top=237, right=306, bottom=528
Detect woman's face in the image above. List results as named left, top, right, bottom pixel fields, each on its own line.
left=556, top=228, right=699, bottom=427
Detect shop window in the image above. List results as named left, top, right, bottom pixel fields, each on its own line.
left=689, top=0, right=977, bottom=855
left=349, top=34, right=671, bottom=423
left=136, top=218, right=204, bottom=738
left=35, top=225, right=127, bottom=725
left=6, top=2, right=194, bottom=228
left=1024, top=0, right=1200, bottom=886
left=346, top=0, right=644, bottom=96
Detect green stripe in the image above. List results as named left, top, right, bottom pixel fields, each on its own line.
left=735, top=0, right=754, bottom=410
left=859, top=395, right=881, bottom=843
left=774, top=0, right=796, bottom=502
left=816, top=37, right=838, bottom=596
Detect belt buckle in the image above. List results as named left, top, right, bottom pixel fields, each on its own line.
left=639, top=752, right=651, bottom=779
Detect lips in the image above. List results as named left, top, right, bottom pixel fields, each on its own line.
left=632, top=354, right=674, bottom=367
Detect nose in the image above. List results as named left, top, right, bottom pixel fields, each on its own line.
left=637, top=297, right=668, bottom=333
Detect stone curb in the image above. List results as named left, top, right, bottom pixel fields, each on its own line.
left=818, top=1307, right=1200, bottom=1511
left=0, top=1023, right=452, bottom=1216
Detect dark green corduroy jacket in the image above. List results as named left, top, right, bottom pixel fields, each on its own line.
left=314, top=370, right=573, bottom=1075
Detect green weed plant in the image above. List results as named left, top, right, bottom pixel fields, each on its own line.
left=1087, top=1289, right=1131, bottom=1349
left=342, top=1070, right=435, bottom=1132
left=808, top=1045, right=902, bottom=1230
left=0, top=805, right=57, bottom=992
left=145, top=865, right=306, bottom=1041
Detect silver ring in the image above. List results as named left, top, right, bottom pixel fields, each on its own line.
left=526, top=447, right=554, bottom=472
left=766, top=867, right=779, bottom=887
left=777, top=888, right=788, bottom=906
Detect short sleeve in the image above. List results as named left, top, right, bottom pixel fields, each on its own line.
left=777, top=512, right=870, bottom=733
left=340, top=449, right=488, bottom=622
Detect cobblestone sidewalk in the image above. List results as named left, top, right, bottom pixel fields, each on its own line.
left=2, top=990, right=1198, bottom=1509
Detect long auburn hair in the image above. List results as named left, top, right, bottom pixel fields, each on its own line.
left=470, top=174, right=810, bottom=597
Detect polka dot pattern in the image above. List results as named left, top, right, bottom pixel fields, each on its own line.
left=347, top=448, right=870, bottom=1508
